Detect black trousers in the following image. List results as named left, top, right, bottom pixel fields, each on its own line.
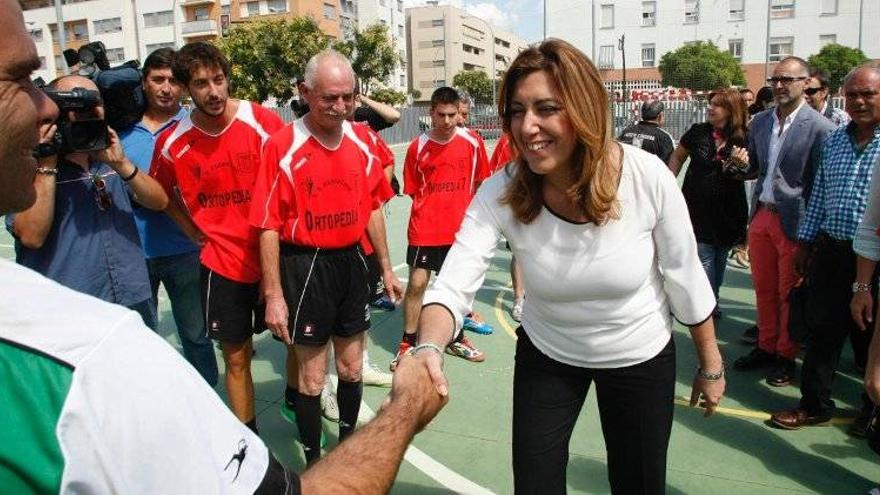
left=800, top=234, right=875, bottom=416
left=512, top=328, right=676, bottom=495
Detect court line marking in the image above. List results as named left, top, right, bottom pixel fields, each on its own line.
left=491, top=286, right=856, bottom=425
left=359, top=400, right=496, bottom=493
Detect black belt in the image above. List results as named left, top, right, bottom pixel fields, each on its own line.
left=758, top=201, right=778, bottom=213
left=815, top=232, right=852, bottom=248
left=280, top=243, right=360, bottom=256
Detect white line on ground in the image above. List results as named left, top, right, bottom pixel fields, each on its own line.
left=359, top=403, right=496, bottom=494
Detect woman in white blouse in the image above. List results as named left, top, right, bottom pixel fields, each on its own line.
left=409, top=39, right=725, bottom=494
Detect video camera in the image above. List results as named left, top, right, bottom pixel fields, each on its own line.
left=33, top=41, right=146, bottom=157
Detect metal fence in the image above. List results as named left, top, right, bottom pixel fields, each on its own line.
left=266, top=96, right=846, bottom=147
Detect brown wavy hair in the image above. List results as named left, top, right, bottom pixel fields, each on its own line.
left=498, top=38, right=618, bottom=225
left=708, top=88, right=749, bottom=146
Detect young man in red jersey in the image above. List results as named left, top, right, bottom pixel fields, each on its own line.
left=251, top=50, right=402, bottom=464
left=391, top=87, right=491, bottom=370
left=149, top=43, right=285, bottom=434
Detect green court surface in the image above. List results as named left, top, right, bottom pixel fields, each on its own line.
left=2, top=140, right=878, bottom=494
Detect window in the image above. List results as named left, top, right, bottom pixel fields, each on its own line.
left=728, top=39, right=743, bottom=60
left=194, top=6, right=209, bottom=21
left=54, top=55, right=64, bottom=70
left=641, top=44, right=655, bottom=67
left=434, top=80, right=445, bottom=87
left=431, top=19, right=443, bottom=27
left=71, top=23, right=88, bottom=40
left=323, top=3, right=336, bottom=20
left=105, top=47, right=125, bottom=63
left=600, top=4, right=614, bottom=29
left=598, top=45, right=614, bottom=69
left=221, top=5, right=230, bottom=16
left=431, top=39, right=443, bottom=47
left=770, top=0, right=794, bottom=19
left=397, top=0, right=403, bottom=12
left=30, top=28, right=43, bottom=42
left=379, top=0, right=386, bottom=5
left=146, top=42, right=175, bottom=53
left=247, top=1, right=260, bottom=16
left=400, top=75, right=405, bottom=87
left=819, top=34, right=836, bottom=47
left=641, top=2, right=656, bottom=26
left=93, top=17, right=122, bottom=34
left=729, top=0, right=744, bottom=21
left=821, top=0, right=837, bottom=15
left=398, top=24, right=404, bottom=37
left=268, top=0, right=287, bottom=13
left=144, top=11, right=174, bottom=28
left=769, top=36, right=793, bottom=61
left=685, top=0, right=699, bottom=23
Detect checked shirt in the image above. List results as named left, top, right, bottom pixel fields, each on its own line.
left=798, top=123, right=880, bottom=242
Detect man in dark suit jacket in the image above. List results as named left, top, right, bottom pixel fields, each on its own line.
left=733, top=57, right=836, bottom=387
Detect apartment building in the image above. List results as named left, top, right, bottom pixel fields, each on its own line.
left=22, top=0, right=343, bottom=81
left=547, top=0, right=880, bottom=91
left=352, top=0, right=408, bottom=91
left=407, top=3, right=528, bottom=103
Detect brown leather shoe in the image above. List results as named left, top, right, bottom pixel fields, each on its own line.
left=770, top=409, right=831, bottom=430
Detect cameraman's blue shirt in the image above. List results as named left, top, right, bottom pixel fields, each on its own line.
left=119, top=108, right=197, bottom=259
left=5, top=159, right=151, bottom=307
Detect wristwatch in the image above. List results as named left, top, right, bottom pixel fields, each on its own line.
left=852, top=282, right=872, bottom=293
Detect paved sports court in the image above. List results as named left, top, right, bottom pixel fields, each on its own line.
left=2, top=139, right=877, bottom=494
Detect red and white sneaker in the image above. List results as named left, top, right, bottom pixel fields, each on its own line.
left=389, top=341, right=412, bottom=371
left=445, top=335, right=486, bottom=362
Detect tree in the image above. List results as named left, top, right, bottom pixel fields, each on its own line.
left=452, top=70, right=493, bottom=104
left=335, top=23, right=399, bottom=95
left=216, top=17, right=330, bottom=103
left=658, top=41, right=746, bottom=91
left=369, top=87, right=407, bottom=106
left=808, top=44, right=869, bottom=93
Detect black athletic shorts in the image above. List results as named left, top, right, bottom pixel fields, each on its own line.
left=406, top=245, right=451, bottom=273
left=200, top=265, right=266, bottom=344
left=365, top=252, right=384, bottom=302
left=280, top=244, right=371, bottom=346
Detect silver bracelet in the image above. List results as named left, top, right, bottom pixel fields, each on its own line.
left=408, top=343, right=444, bottom=359
left=696, top=364, right=725, bottom=381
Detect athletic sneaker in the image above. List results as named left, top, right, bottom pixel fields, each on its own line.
left=512, top=299, right=524, bottom=322
left=321, top=388, right=340, bottom=422
left=280, top=400, right=327, bottom=447
left=362, top=361, right=393, bottom=387
left=370, top=296, right=397, bottom=312
left=389, top=341, right=412, bottom=372
left=446, top=336, right=486, bottom=362
left=463, top=315, right=493, bottom=335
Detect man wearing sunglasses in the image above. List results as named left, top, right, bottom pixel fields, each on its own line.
left=734, top=57, right=835, bottom=388
left=5, top=74, right=169, bottom=326
left=806, top=69, right=850, bottom=127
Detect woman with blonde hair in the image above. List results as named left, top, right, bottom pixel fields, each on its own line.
left=669, top=88, right=750, bottom=317
left=409, top=39, right=725, bottom=493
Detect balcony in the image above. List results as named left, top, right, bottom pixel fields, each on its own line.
left=181, top=19, right=219, bottom=37
left=181, top=0, right=216, bottom=6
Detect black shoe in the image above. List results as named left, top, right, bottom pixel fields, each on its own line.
left=848, top=409, right=872, bottom=437
left=740, top=325, right=758, bottom=345
left=766, top=358, right=796, bottom=387
left=734, top=348, right=776, bottom=371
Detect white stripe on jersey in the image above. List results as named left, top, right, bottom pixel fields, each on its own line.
left=160, top=116, right=195, bottom=161
left=278, top=119, right=312, bottom=179
left=341, top=120, right=376, bottom=175
left=236, top=100, right=273, bottom=144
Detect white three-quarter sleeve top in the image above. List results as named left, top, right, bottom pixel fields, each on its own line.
left=423, top=143, right=716, bottom=368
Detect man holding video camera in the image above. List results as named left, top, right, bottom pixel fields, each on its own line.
left=5, top=74, right=168, bottom=323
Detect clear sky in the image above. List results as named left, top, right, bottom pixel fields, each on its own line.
left=404, top=0, right=545, bottom=43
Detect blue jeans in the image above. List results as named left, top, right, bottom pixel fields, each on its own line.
left=697, top=242, right=731, bottom=304
left=142, top=251, right=219, bottom=387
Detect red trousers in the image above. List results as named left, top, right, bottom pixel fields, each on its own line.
left=748, top=208, right=801, bottom=359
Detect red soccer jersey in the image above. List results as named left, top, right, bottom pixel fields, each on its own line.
left=250, top=119, right=393, bottom=248
left=150, top=101, right=284, bottom=283
left=353, top=122, right=396, bottom=256
left=490, top=133, right=516, bottom=171
left=403, top=127, right=490, bottom=246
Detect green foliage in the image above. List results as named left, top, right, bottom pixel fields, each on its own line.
left=658, top=41, right=746, bottom=91
left=409, top=89, right=422, bottom=100
left=808, top=44, right=870, bottom=93
left=335, top=23, right=399, bottom=95
left=369, top=87, right=407, bottom=106
left=452, top=70, right=493, bottom=104
left=215, top=17, right=330, bottom=103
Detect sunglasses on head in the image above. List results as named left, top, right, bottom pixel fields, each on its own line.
left=91, top=174, right=113, bottom=211
left=804, top=87, right=825, bottom=96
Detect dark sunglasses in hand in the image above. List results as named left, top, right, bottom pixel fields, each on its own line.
left=91, top=174, right=113, bottom=211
